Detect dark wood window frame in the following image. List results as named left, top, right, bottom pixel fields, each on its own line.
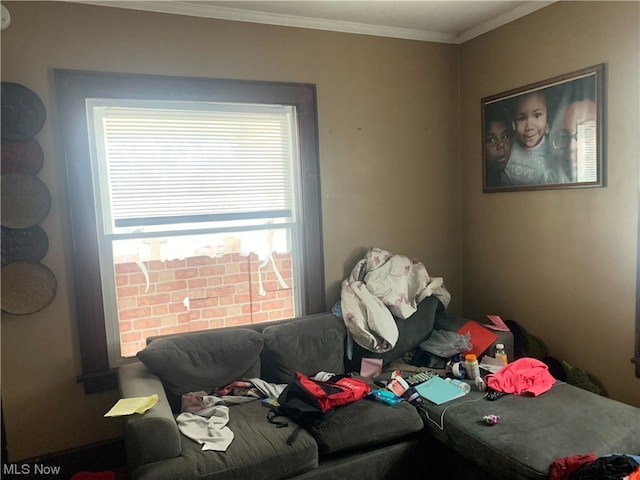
left=55, top=70, right=326, bottom=393
left=635, top=187, right=640, bottom=377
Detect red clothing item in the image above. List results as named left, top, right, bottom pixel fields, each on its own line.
left=549, top=453, right=597, bottom=480
left=628, top=466, right=640, bottom=480
left=70, top=473, right=115, bottom=480
left=486, top=357, right=555, bottom=396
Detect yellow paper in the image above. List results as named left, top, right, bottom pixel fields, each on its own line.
left=104, top=394, right=158, bottom=417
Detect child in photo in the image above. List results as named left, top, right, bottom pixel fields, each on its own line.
left=484, top=105, right=513, bottom=188
left=505, top=91, right=552, bottom=185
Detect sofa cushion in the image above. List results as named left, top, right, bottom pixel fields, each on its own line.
left=137, top=328, right=263, bottom=396
left=308, top=398, right=424, bottom=456
left=347, top=295, right=440, bottom=372
left=132, top=400, right=318, bottom=480
left=419, top=382, right=640, bottom=480
left=261, top=313, right=346, bottom=384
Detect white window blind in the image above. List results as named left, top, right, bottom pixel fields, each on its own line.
left=89, top=102, right=296, bottom=233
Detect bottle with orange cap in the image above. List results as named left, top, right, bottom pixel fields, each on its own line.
left=464, top=353, right=480, bottom=380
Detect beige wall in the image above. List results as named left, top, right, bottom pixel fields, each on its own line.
left=0, top=2, right=460, bottom=460
left=460, top=1, right=640, bottom=407
left=2, top=0, right=639, bottom=463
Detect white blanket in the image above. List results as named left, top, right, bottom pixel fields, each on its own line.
left=176, top=407, right=234, bottom=451
left=340, top=247, right=451, bottom=353
left=176, top=379, right=287, bottom=451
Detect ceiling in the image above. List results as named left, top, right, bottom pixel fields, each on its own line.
left=73, top=0, right=556, bottom=44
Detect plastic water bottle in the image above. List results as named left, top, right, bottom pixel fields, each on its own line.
left=495, top=344, right=508, bottom=366
left=464, top=353, right=480, bottom=380
left=446, top=378, right=471, bottom=394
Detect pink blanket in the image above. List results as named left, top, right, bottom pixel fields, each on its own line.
left=486, top=357, right=556, bottom=396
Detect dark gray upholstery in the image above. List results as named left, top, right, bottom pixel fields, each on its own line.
left=347, top=295, right=440, bottom=372
left=419, top=382, right=640, bottom=480
left=292, top=434, right=436, bottom=480
left=121, top=303, right=640, bottom=480
left=136, top=328, right=263, bottom=396
left=119, top=362, right=182, bottom=468
left=261, top=312, right=346, bottom=383
left=133, top=400, right=319, bottom=480
left=308, top=398, right=424, bottom=455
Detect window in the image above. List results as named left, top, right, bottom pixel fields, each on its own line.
left=89, top=100, right=302, bottom=363
left=55, top=70, right=325, bottom=393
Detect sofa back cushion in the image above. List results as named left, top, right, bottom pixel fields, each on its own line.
left=137, top=328, right=264, bottom=397
left=346, top=295, right=440, bottom=372
left=261, top=313, right=346, bottom=384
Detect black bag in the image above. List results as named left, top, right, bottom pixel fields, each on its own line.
left=267, top=372, right=370, bottom=444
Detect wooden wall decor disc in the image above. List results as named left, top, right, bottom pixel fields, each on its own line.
left=1, top=261, right=57, bottom=315
left=1, top=138, right=44, bottom=174
left=1, top=82, right=47, bottom=141
left=1, top=172, right=51, bottom=228
left=1, top=225, right=49, bottom=266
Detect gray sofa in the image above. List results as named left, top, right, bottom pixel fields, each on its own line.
left=119, top=296, right=640, bottom=480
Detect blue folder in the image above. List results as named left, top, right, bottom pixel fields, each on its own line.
left=414, top=376, right=468, bottom=405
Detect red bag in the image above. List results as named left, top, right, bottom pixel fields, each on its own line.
left=268, top=372, right=371, bottom=440
left=295, top=372, right=370, bottom=412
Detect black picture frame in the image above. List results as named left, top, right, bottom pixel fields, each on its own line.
left=482, top=64, right=605, bottom=193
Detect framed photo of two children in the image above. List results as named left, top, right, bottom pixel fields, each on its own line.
left=482, top=63, right=605, bottom=193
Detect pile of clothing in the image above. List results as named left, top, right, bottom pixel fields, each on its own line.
left=550, top=453, right=640, bottom=480
left=340, top=247, right=450, bottom=353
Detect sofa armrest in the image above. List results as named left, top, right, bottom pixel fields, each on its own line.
left=118, top=362, right=182, bottom=470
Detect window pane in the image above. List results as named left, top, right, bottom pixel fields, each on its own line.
left=110, top=229, right=295, bottom=359
left=88, top=101, right=296, bottom=234
left=87, top=100, right=305, bottom=364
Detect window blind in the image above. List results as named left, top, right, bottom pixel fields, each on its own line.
left=92, top=104, right=295, bottom=232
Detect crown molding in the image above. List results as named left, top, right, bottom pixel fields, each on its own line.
left=456, top=1, right=556, bottom=44
left=67, top=1, right=556, bottom=45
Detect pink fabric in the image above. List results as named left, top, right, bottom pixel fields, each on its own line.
left=181, top=390, right=208, bottom=413
left=213, top=380, right=254, bottom=396
left=485, top=357, right=555, bottom=396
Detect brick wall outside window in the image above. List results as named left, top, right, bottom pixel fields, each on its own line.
left=115, top=251, right=294, bottom=357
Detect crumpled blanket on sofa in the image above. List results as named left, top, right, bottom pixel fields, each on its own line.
left=340, top=247, right=451, bottom=353
left=177, top=378, right=287, bottom=451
